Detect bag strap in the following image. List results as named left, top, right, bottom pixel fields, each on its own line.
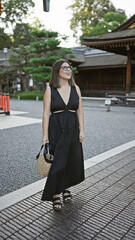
left=36, top=145, right=44, bottom=159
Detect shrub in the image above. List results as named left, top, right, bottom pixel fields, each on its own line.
left=16, top=91, right=44, bottom=100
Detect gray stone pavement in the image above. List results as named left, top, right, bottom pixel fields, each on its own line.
left=0, top=146, right=135, bottom=239
left=0, top=99, right=135, bottom=196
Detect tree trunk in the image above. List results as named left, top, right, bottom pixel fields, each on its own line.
left=22, top=74, right=29, bottom=91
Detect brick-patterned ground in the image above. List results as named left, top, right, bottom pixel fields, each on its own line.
left=0, top=147, right=135, bottom=240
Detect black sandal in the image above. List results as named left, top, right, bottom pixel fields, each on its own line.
left=63, top=190, right=72, bottom=203
left=53, top=196, right=62, bottom=211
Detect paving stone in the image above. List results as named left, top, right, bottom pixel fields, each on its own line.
left=26, top=224, right=43, bottom=235
left=16, top=202, right=30, bottom=211
left=38, top=232, right=56, bottom=240
left=30, top=221, right=47, bottom=233
left=1, top=224, right=17, bottom=236
left=70, top=230, right=90, bottom=240
left=35, top=236, right=45, bottom=240
left=101, top=228, right=122, bottom=240
left=56, top=226, right=74, bottom=238
left=122, top=224, right=135, bottom=240
left=80, top=223, right=100, bottom=237
left=0, top=216, right=6, bottom=224
left=0, top=212, right=13, bottom=222
left=1, top=209, right=17, bottom=219
left=23, top=228, right=40, bottom=238
left=9, top=205, right=24, bottom=214
left=64, top=234, right=81, bottom=240
left=86, top=219, right=105, bottom=234
left=15, top=215, right=32, bottom=225
left=9, top=234, right=27, bottom=240
left=19, top=228, right=37, bottom=239
left=47, top=228, right=65, bottom=239
left=22, top=211, right=38, bottom=221
left=5, top=221, right=20, bottom=232
left=10, top=217, right=27, bottom=228
left=94, top=232, right=113, bottom=240
left=0, top=230, right=9, bottom=239
left=8, top=219, right=24, bottom=230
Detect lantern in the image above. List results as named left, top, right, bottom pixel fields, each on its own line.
left=43, top=0, right=50, bottom=12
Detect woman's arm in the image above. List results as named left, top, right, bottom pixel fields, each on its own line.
left=75, top=85, right=85, bottom=143
left=42, top=87, right=51, bottom=145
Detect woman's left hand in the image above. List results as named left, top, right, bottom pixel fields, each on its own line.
left=79, top=131, right=85, bottom=142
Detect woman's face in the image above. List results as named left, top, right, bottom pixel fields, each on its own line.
left=59, top=62, right=72, bottom=81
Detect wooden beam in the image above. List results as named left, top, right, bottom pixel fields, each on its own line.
left=83, top=39, right=135, bottom=46
left=126, top=51, right=131, bottom=94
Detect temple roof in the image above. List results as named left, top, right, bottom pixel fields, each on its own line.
left=83, top=14, right=135, bottom=60
left=78, top=53, right=128, bottom=70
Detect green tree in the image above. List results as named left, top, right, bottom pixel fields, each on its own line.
left=0, top=64, right=19, bottom=93
left=25, top=29, right=73, bottom=91
left=12, top=23, right=35, bottom=47
left=9, top=45, right=32, bottom=91
left=0, top=28, right=12, bottom=49
left=29, top=17, right=44, bottom=30
left=69, top=0, right=117, bottom=37
left=87, top=11, right=127, bottom=36
left=104, top=11, right=127, bottom=24
left=0, top=0, right=35, bottom=27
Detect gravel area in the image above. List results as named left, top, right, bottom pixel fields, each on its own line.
left=0, top=99, right=135, bottom=197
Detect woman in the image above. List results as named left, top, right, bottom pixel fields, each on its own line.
left=41, top=59, right=85, bottom=211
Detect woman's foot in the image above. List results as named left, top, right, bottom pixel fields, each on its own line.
left=53, top=194, right=62, bottom=211
left=63, top=190, right=72, bottom=203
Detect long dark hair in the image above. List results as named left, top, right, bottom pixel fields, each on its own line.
left=49, top=59, right=75, bottom=88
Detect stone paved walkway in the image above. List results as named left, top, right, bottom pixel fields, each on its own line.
left=0, top=146, right=135, bottom=240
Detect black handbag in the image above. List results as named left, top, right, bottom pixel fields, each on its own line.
left=36, top=143, right=54, bottom=176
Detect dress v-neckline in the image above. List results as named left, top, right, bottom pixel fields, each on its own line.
left=56, top=86, right=72, bottom=106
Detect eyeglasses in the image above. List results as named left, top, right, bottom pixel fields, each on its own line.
left=60, top=66, right=73, bottom=71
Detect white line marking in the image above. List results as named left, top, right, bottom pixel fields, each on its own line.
left=0, top=110, right=42, bottom=130
left=10, top=110, right=29, bottom=115
left=84, top=139, right=135, bottom=169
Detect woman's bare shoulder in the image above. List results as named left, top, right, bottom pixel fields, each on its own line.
left=43, top=86, right=51, bottom=100
left=46, top=85, right=51, bottom=91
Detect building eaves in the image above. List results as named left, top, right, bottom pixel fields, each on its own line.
left=78, top=54, right=128, bottom=70
left=83, top=28, right=135, bottom=43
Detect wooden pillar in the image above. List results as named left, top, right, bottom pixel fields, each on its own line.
left=98, top=70, right=101, bottom=90
left=126, top=50, right=131, bottom=94
left=122, top=68, right=126, bottom=91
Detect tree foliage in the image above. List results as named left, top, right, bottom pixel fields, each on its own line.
left=0, top=28, right=12, bottom=49
left=9, top=45, right=32, bottom=91
left=87, top=12, right=127, bottom=36
left=0, top=66, right=17, bottom=93
left=25, top=29, right=73, bottom=90
left=0, top=0, right=35, bottom=27
left=12, top=23, right=35, bottom=47
left=69, top=0, right=126, bottom=38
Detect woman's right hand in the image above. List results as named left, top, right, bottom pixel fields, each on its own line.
left=42, top=135, right=49, bottom=145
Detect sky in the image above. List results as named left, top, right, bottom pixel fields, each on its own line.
left=32, top=0, right=135, bottom=47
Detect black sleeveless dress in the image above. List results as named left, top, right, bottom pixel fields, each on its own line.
left=41, top=86, right=85, bottom=201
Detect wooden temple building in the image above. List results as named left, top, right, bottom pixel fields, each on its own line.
left=72, top=14, right=135, bottom=97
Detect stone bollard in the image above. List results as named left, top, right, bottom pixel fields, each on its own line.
left=18, top=96, right=20, bottom=100
left=36, top=96, right=39, bottom=101
left=105, top=98, right=111, bottom=112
